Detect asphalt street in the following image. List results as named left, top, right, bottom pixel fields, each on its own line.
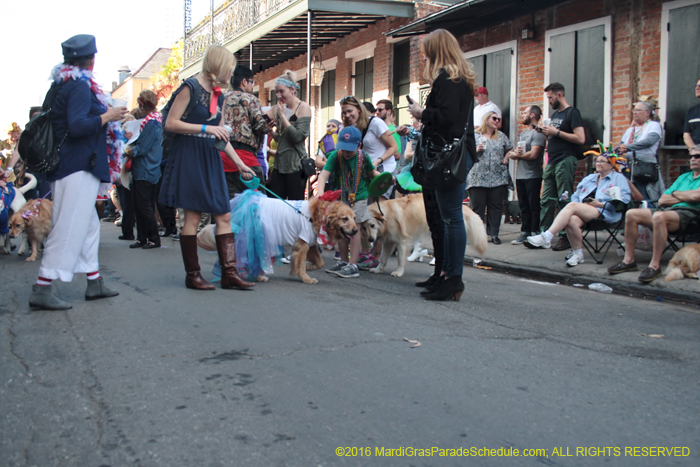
left=1, top=223, right=699, bottom=467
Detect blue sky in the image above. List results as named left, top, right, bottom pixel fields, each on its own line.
left=1, top=0, right=215, bottom=136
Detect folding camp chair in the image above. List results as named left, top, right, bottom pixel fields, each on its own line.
left=581, top=199, right=630, bottom=264
left=664, top=213, right=700, bottom=253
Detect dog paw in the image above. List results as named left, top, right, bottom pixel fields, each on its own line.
left=391, top=270, right=405, bottom=277
left=256, top=275, right=269, bottom=282
left=302, top=277, right=318, bottom=284
left=369, top=267, right=382, bottom=274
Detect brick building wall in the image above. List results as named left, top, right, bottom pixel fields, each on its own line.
left=454, top=0, right=687, bottom=185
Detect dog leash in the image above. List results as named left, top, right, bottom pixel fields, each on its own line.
left=240, top=176, right=311, bottom=222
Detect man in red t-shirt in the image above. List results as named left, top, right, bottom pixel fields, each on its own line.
left=221, top=65, right=268, bottom=199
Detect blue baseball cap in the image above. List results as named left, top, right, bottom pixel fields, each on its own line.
left=336, top=126, right=362, bottom=151
left=61, top=34, right=97, bottom=58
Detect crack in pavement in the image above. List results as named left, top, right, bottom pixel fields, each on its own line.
left=6, top=290, right=30, bottom=377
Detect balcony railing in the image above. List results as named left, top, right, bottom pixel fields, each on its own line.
left=184, top=0, right=297, bottom=68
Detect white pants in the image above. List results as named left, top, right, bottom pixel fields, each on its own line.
left=39, top=171, right=101, bottom=282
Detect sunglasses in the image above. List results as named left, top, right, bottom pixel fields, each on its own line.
left=690, top=154, right=700, bottom=159
left=491, top=117, right=501, bottom=122
left=340, top=95, right=358, bottom=104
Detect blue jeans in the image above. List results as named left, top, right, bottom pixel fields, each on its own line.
left=435, top=181, right=467, bottom=278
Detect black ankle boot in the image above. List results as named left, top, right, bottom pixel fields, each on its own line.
left=423, top=276, right=464, bottom=301
left=420, top=275, right=445, bottom=295
left=415, top=273, right=440, bottom=288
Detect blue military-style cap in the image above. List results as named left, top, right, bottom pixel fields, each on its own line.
left=61, top=34, right=97, bottom=58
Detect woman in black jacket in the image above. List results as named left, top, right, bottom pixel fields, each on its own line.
left=404, top=29, right=477, bottom=301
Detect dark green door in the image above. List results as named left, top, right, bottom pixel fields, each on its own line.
left=468, top=49, right=512, bottom=132
left=548, top=25, right=605, bottom=145
left=355, top=57, right=374, bottom=103
left=393, top=41, right=411, bottom=126
left=665, top=3, right=700, bottom=146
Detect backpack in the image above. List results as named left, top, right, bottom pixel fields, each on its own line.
left=160, top=78, right=202, bottom=158
left=564, top=107, right=595, bottom=160
left=18, top=81, right=68, bottom=174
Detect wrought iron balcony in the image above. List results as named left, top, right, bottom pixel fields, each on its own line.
left=184, top=0, right=297, bottom=68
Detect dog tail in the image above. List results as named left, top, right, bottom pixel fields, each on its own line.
left=664, top=265, right=684, bottom=282
left=463, top=206, right=488, bottom=256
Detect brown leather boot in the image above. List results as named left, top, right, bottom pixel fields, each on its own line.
left=215, top=233, right=254, bottom=289
left=179, top=235, right=215, bottom=290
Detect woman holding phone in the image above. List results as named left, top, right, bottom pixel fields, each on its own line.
left=403, top=29, right=477, bottom=301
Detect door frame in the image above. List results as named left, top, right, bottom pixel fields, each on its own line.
left=659, top=0, right=700, bottom=148
left=543, top=16, right=612, bottom=144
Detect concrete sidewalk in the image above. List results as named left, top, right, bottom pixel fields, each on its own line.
left=452, top=220, right=700, bottom=305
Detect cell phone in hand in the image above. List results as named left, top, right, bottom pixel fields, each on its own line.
left=405, top=95, right=414, bottom=105
left=583, top=197, right=594, bottom=203
left=262, top=114, right=273, bottom=124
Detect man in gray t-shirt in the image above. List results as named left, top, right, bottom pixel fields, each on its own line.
left=509, top=105, right=546, bottom=244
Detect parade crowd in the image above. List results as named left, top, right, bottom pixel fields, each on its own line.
left=2, top=31, right=700, bottom=310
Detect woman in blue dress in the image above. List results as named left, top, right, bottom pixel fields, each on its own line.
left=159, top=45, right=256, bottom=291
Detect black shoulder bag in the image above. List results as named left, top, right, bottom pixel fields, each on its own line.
left=19, top=81, right=68, bottom=174
left=411, top=99, right=475, bottom=190
left=160, top=78, right=202, bottom=158
left=631, top=151, right=659, bottom=184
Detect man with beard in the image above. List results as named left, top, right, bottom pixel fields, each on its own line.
left=529, top=83, right=585, bottom=251
left=509, top=105, right=546, bottom=244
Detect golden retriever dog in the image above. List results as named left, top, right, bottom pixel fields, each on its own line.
left=664, top=243, right=700, bottom=282
left=197, top=196, right=358, bottom=284
left=9, top=198, right=53, bottom=261
left=361, top=194, right=487, bottom=277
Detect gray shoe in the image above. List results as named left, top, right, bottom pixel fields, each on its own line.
left=29, top=284, right=72, bottom=310
left=511, top=232, right=529, bottom=245
left=85, top=277, right=119, bottom=301
left=335, top=263, right=360, bottom=278
left=326, top=261, right=346, bottom=274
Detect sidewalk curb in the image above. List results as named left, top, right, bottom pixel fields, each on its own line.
left=464, top=255, right=700, bottom=306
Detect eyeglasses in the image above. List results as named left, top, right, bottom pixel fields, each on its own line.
left=632, top=109, right=647, bottom=113
left=491, top=117, right=501, bottom=122
left=595, top=159, right=610, bottom=164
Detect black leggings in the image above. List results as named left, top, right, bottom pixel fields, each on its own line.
left=469, top=185, right=508, bottom=237
left=267, top=169, right=306, bottom=200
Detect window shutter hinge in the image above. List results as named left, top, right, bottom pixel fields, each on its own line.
left=602, top=36, right=607, bottom=41
left=548, top=47, right=552, bottom=52
left=667, top=23, right=670, bottom=32
left=511, top=49, right=514, bottom=55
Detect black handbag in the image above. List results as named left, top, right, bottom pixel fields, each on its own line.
left=411, top=100, right=475, bottom=190
left=300, top=155, right=316, bottom=178
left=631, top=151, right=659, bottom=184
left=19, top=81, right=68, bottom=174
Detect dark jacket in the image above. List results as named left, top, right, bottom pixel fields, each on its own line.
left=48, top=79, right=109, bottom=182
left=420, top=70, right=476, bottom=157
left=130, top=120, right=163, bottom=184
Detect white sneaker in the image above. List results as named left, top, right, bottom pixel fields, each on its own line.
left=524, top=233, right=551, bottom=249
left=429, top=257, right=436, bottom=266
left=566, top=252, right=584, bottom=267
left=407, top=248, right=428, bottom=262
left=565, top=249, right=575, bottom=260
left=281, top=255, right=291, bottom=264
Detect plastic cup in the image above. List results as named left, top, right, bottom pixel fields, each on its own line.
left=213, top=126, right=233, bottom=151
left=518, top=141, right=527, bottom=152
left=542, top=118, right=551, bottom=126
left=112, top=99, right=127, bottom=108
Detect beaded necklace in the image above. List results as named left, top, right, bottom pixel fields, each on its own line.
left=340, top=150, right=363, bottom=206
left=627, top=120, right=649, bottom=144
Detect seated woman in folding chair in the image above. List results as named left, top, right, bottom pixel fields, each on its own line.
left=524, top=154, right=631, bottom=266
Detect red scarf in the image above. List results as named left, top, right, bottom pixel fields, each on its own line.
left=140, top=110, right=162, bottom=131
left=209, top=86, right=222, bottom=117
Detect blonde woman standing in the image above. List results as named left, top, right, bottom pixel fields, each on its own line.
left=267, top=70, right=312, bottom=200
left=159, top=45, right=256, bottom=291
left=405, top=29, right=477, bottom=301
